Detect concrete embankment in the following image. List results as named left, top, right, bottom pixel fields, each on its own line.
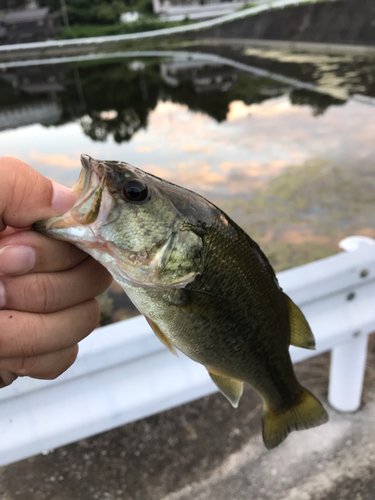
left=196, top=0, right=375, bottom=46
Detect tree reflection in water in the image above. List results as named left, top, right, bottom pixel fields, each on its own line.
left=58, top=62, right=159, bottom=142
left=81, top=109, right=143, bottom=142
left=289, top=89, right=345, bottom=117
left=0, top=55, right=349, bottom=140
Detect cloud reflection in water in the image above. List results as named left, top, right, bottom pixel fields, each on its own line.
left=1, top=96, right=375, bottom=203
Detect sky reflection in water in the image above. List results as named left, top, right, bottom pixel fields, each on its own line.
left=2, top=97, right=375, bottom=200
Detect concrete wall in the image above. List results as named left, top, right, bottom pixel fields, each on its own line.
left=196, top=0, right=375, bottom=46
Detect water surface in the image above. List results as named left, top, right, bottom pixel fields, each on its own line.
left=1, top=45, right=374, bottom=320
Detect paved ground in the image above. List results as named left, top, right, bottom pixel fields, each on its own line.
left=0, top=335, right=374, bottom=500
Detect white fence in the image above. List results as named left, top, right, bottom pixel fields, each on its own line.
left=0, top=236, right=374, bottom=466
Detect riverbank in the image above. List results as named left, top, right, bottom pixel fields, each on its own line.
left=1, top=0, right=375, bottom=62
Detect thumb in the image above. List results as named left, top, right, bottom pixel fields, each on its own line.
left=0, top=157, right=78, bottom=230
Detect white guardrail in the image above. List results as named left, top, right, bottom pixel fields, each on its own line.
left=0, top=235, right=374, bottom=465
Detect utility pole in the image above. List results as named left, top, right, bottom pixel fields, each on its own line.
left=60, top=0, right=70, bottom=28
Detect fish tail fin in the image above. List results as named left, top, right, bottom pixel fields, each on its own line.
left=262, top=387, right=329, bottom=449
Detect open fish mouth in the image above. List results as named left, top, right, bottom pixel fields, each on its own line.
left=73, top=154, right=105, bottom=205
left=34, top=154, right=113, bottom=235
left=73, top=154, right=96, bottom=202
left=69, top=154, right=108, bottom=226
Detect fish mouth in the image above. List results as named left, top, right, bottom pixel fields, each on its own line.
left=34, top=154, right=113, bottom=235
left=70, top=154, right=107, bottom=225
left=73, top=154, right=94, bottom=201
left=74, top=154, right=104, bottom=205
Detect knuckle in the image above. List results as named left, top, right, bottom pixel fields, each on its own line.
left=25, top=274, right=58, bottom=313
left=11, top=355, right=39, bottom=377
left=0, top=311, right=46, bottom=358
left=56, top=242, right=86, bottom=271
left=19, top=313, right=45, bottom=356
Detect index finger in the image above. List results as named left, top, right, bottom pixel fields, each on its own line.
left=0, top=157, right=78, bottom=230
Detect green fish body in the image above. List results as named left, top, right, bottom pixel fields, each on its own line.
left=34, top=155, right=328, bottom=449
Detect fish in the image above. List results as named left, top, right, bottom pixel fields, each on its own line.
left=34, top=154, right=328, bottom=449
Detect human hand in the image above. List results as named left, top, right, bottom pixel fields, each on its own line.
left=0, top=158, right=113, bottom=388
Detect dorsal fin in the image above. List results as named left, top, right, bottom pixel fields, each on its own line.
left=207, top=369, right=243, bottom=408
left=285, top=294, right=315, bottom=350
left=145, top=317, right=178, bottom=357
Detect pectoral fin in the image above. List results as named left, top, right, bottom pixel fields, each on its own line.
left=145, top=317, right=178, bottom=357
left=285, top=294, right=315, bottom=350
left=207, top=369, right=243, bottom=408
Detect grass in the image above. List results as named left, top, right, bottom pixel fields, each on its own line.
left=238, top=3, right=257, bottom=11
left=60, top=17, right=191, bottom=39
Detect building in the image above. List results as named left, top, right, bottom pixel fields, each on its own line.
left=152, top=0, right=275, bottom=21
left=2, top=6, right=60, bottom=44
left=153, top=0, right=244, bottom=21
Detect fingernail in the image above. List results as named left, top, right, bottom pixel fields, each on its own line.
left=51, top=182, right=79, bottom=214
left=0, top=245, right=36, bottom=275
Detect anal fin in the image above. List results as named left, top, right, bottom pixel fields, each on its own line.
left=207, top=369, right=243, bottom=408
left=285, top=294, right=316, bottom=350
left=145, top=317, right=178, bottom=357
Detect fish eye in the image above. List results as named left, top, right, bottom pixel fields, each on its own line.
left=121, top=179, right=149, bottom=203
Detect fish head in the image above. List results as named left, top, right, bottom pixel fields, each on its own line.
left=34, top=155, right=207, bottom=290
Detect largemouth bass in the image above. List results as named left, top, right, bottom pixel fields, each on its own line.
left=34, top=155, right=328, bottom=449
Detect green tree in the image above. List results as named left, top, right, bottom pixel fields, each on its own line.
left=39, top=0, right=152, bottom=25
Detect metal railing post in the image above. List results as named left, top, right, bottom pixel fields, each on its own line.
left=328, top=333, right=369, bottom=412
